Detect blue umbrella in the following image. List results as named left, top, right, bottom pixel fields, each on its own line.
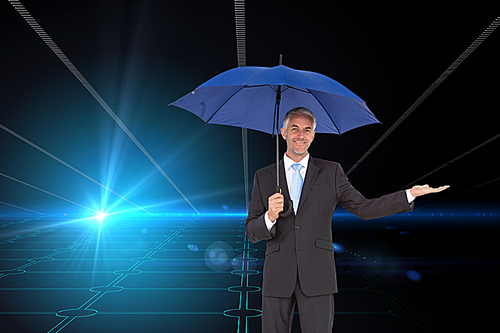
left=171, top=65, right=379, bottom=134
left=170, top=63, right=380, bottom=216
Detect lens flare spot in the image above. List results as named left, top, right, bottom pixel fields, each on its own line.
left=332, top=242, right=345, bottom=253
left=406, top=270, right=422, bottom=282
left=204, top=241, right=235, bottom=271
left=96, top=212, right=106, bottom=223
left=187, top=244, right=199, bottom=252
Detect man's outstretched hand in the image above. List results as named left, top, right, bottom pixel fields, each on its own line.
left=410, top=184, right=450, bottom=198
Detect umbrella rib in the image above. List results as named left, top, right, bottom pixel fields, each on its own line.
left=204, top=86, right=247, bottom=124
left=247, top=84, right=274, bottom=88
left=287, top=86, right=309, bottom=94
left=308, top=90, right=342, bottom=134
left=271, top=85, right=290, bottom=135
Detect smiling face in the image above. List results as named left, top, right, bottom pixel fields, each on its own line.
left=281, top=113, right=316, bottom=162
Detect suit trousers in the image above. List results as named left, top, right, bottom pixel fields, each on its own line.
left=262, top=274, right=335, bottom=333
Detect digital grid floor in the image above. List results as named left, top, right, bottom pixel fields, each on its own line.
left=0, top=213, right=496, bottom=332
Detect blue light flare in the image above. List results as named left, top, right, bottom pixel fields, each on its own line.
left=406, top=270, right=422, bottom=282
left=96, top=211, right=106, bottom=223
left=333, top=242, right=345, bottom=253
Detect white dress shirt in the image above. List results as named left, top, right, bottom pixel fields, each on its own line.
left=265, top=153, right=415, bottom=230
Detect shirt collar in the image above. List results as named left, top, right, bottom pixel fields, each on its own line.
left=283, top=153, right=310, bottom=171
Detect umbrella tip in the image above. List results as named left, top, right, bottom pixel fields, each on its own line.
left=279, top=54, right=283, bottom=66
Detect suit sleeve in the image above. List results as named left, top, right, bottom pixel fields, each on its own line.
left=335, top=164, right=413, bottom=220
left=245, top=172, right=275, bottom=243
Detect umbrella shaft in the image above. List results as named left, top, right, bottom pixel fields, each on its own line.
left=275, top=85, right=282, bottom=189
left=276, top=128, right=280, bottom=188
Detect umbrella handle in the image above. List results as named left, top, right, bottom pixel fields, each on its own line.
left=280, top=201, right=293, bottom=217
left=276, top=186, right=293, bottom=217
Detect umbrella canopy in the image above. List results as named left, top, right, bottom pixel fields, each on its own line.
left=170, top=65, right=380, bottom=135
left=170, top=64, right=380, bottom=217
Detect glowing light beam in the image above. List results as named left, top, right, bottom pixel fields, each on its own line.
left=96, top=212, right=106, bottom=223
left=0, top=172, right=97, bottom=213
left=10, top=0, right=200, bottom=215
left=0, top=200, right=44, bottom=215
left=0, top=123, right=151, bottom=215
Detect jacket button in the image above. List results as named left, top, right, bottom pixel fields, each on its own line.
left=295, top=226, right=299, bottom=229
left=292, top=250, right=297, bottom=254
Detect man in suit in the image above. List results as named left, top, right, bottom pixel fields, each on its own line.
left=245, top=107, right=449, bottom=332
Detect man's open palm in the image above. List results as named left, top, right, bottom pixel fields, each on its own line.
left=410, top=184, right=450, bottom=198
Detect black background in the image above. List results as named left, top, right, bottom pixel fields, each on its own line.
left=1, top=1, right=499, bottom=331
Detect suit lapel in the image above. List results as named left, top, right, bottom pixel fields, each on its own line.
left=299, top=156, right=319, bottom=210
left=271, top=157, right=318, bottom=215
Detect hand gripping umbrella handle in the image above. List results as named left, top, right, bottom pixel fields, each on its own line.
left=276, top=186, right=293, bottom=218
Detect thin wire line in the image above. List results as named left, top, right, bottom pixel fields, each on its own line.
left=414, top=175, right=500, bottom=212
left=9, top=0, right=199, bottom=215
left=0, top=201, right=44, bottom=215
left=347, top=16, right=500, bottom=176
left=0, top=123, right=151, bottom=214
left=0, top=172, right=97, bottom=213
left=400, top=132, right=500, bottom=189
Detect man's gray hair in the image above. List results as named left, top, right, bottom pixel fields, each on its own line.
left=282, top=107, right=317, bottom=132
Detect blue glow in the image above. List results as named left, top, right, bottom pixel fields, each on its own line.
left=96, top=211, right=106, bottom=223
left=406, top=270, right=422, bottom=282
left=2, top=206, right=499, bottom=231
left=333, top=242, right=345, bottom=253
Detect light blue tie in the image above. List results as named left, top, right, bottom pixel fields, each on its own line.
left=290, top=163, right=303, bottom=214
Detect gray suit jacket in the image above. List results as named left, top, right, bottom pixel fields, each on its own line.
left=245, top=156, right=413, bottom=297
